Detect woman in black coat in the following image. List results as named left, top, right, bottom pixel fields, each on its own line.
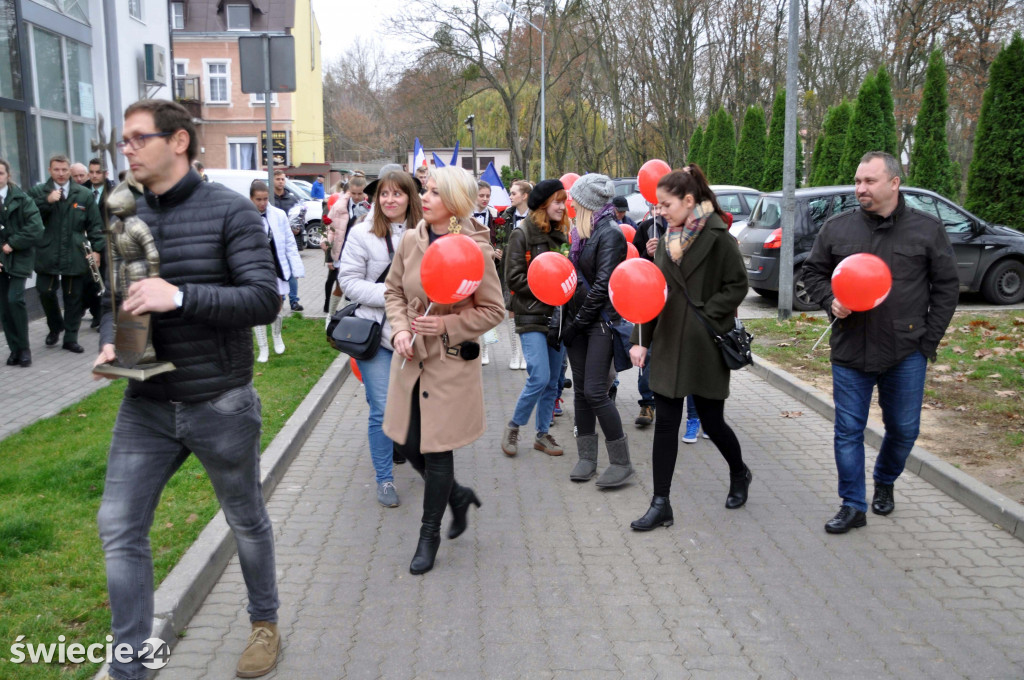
left=562, top=174, right=632, bottom=488
left=628, top=166, right=751, bottom=531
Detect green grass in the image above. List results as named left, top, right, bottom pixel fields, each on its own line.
left=0, top=315, right=336, bottom=679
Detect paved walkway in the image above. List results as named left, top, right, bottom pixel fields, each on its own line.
left=0, top=248, right=331, bottom=441
left=156, top=330, right=1024, bottom=679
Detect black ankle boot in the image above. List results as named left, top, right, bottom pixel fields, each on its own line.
left=725, top=466, right=752, bottom=509
left=410, top=453, right=454, bottom=575
left=447, top=484, right=482, bottom=540
left=630, top=495, right=673, bottom=531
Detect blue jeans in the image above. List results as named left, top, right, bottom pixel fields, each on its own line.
left=511, top=331, right=564, bottom=433
left=288, top=275, right=299, bottom=305
left=832, top=352, right=927, bottom=512
left=98, top=385, right=278, bottom=680
left=355, top=347, right=395, bottom=484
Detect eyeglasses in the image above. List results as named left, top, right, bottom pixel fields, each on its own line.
left=116, top=132, right=173, bottom=153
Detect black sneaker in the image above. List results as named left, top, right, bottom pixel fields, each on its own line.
left=290, top=302, right=304, bottom=311
left=872, top=483, right=895, bottom=515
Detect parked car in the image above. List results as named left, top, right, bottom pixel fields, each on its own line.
left=710, top=185, right=761, bottom=238
left=203, top=168, right=324, bottom=248
left=737, top=185, right=1024, bottom=310
left=611, top=177, right=650, bottom=223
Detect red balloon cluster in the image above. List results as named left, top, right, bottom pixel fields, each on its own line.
left=350, top=357, right=362, bottom=383
left=620, top=223, right=636, bottom=243
left=609, top=259, right=667, bottom=323
left=637, top=159, right=671, bottom=204
left=560, top=173, right=580, bottom=219
left=327, top=193, right=342, bottom=209
left=626, top=243, right=639, bottom=259
left=527, top=252, right=577, bottom=306
left=831, top=253, right=892, bottom=311
left=420, top=234, right=486, bottom=304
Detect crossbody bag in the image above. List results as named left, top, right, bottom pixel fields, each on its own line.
left=327, top=232, right=395, bottom=360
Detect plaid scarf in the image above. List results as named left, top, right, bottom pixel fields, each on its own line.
left=667, top=200, right=714, bottom=263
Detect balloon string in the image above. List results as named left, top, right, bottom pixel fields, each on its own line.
left=401, top=301, right=434, bottom=369
left=638, top=325, right=643, bottom=376
left=811, top=318, right=836, bottom=351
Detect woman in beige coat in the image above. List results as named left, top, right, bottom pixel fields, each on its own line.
left=383, top=166, right=505, bottom=575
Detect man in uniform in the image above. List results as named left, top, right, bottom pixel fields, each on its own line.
left=28, top=154, right=104, bottom=352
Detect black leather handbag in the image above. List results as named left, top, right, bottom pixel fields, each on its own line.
left=326, top=232, right=394, bottom=360
left=682, top=287, right=753, bottom=370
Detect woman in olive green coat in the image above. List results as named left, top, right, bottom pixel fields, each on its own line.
left=627, top=166, right=750, bottom=531
left=0, top=159, right=44, bottom=367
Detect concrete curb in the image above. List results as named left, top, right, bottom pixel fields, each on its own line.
left=747, top=353, right=1024, bottom=541
left=94, top=354, right=351, bottom=679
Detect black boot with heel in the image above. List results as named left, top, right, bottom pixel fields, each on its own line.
left=410, top=452, right=454, bottom=575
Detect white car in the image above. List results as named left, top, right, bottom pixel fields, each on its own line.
left=710, top=184, right=762, bottom=238
left=203, top=168, right=322, bottom=229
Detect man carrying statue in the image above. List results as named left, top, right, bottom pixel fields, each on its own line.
left=91, top=99, right=284, bottom=680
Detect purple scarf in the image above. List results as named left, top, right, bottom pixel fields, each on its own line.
left=569, top=202, right=617, bottom=266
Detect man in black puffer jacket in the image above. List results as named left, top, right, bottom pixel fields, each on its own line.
left=92, top=100, right=283, bottom=680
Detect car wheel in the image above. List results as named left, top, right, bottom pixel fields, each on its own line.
left=305, top=220, right=324, bottom=248
left=792, top=267, right=818, bottom=311
left=752, top=287, right=778, bottom=300
left=981, top=259, right=1024, bottom=305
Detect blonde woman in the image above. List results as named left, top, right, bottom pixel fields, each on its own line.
left=383, top=166, right=505, bottom=574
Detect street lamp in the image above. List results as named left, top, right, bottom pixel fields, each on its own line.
left=496, top=1, right=545, bottom=180
left=465, top=114, right=478, bottom=179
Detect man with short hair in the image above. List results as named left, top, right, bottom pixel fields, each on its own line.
left=612, top=195, right=637, bottom=229
left=803, top=151, right=959, bottom=534
left=271, top=168, right=298, bottom=214
left=92, top=99, right=282, bottom=680
left=414, top=165, right=429, bottom=193
left=70, top=162, right=89, bottom=185
left=28, top=154, right=104, bottom=352
left=310, top=173, right=325, bottom=200
left=193, top=159, right=208, bottom=181
left=88, top=158, right=116, bottom=202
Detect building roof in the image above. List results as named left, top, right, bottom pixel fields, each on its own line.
left=178, top=0, right=296, bottom=33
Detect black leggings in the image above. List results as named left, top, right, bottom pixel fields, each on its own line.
left=566, top=326, right=624, bottom=441
left=652, top=393, right=744, bottom=497
left=324, top=267, right=338, bottom=308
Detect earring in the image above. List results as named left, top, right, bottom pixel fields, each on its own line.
left=449, top=215, right=461, bottom=234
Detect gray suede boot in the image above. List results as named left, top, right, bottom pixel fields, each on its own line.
left=569, top=433, right=599, bottom=482
left=595, top=436, right=634, bottom=488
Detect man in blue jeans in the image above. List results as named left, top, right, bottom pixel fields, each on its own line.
left=803, top=151, right=958, bottom=534
left=92, top=99, right=283, bottom=679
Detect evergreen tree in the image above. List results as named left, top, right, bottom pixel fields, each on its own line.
left=811, top=101, right=853, bottom=186
left=688, top=125, right=705, bottom=166
left=810, top=134, right=825, bottom=185
left=762, top=90, right=787, bottom=191
left=876, top=64, right=899, bottom=157
left=705, top=107, right=736, bottom=184
left=837, top=74, right=886, bottom=183
left=696, top=112, right=717, bottom=172
left=733, top=105, right=767, bottom=188
left=966, top=32, right=1024, bottom=229
left=908, top=48, right=955, bottom=197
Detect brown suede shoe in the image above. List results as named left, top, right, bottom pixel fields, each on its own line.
left=236, top=621, right=280, bottom=678
left=533, top=432, right=563, bottom=456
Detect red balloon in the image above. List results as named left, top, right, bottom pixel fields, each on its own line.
left=609, top=259, right=667, bottom=323
left=620, top=223, right=636, bottom=243
left=566, top=198, right=576, bottom=219
left=637, top=159, right=671, bottom=204
left=559, top=172, right=580, bottom=191
left=831, top=253, right=892, bottom=312
left=626, top=242, right=639, bottom=259
left=350, top=357, right=363, bottom=383
left=327, top=193, right=342, bottom=209
left=527, top=252, right=577, bottom=306
left=420, top=234, right=486, bottom=304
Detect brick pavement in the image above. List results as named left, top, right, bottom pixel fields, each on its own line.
left=0, top=249, right=329, bottom=442
left=156, top=327, right=1024, bottom=679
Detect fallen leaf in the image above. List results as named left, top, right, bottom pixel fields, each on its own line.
left=186, top=513, right=199, bottom=524
left=954, top=405, right=968, bottom=412
left=987, top=374, right=1002, bottom=379
left=970, top=320, right=998, bottom=330
left=1012, top=317, right=1024, bottom=326
left=933, top=364, right=951, bottom=373
left=922, top=403, right=938, bottom=410
left=991, top=347, right=1009, bottom=356
left=996, top=335, right=1014, bottom=341
left=792, top=365, right=805, bottom=370
left=995, top=390, right=1017, bottom=398
left=974, top=349, right=993, bottom=359
left=950, top=346, right=966, bottom=354
left=931, top=374, right=954, bottom=382
left=77, top=413, right=87, bottom=418
left=165, top=522, right=174, bottom=528
left=780, top=411, right=804, bottom=418
left=776, top=342, right=791, bottom=347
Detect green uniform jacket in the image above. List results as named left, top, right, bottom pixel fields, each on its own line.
left=630, top=213, right=748, bottom=400
left=1, top=184, right=45, bottom=278
left=28, top=179, right=104, bottom=276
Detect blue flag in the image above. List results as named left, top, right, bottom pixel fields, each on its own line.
left=432, top=152, right=446, bottom=168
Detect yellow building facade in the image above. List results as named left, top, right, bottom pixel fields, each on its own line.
left=290, top=0, right=324, bottom=164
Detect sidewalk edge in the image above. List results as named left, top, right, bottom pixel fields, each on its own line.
left=747, top=354, right=1024, bottom=542
left=95, top=354, right=351, bottom=678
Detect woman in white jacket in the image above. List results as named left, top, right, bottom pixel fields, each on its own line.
left=251, top=181, right=304, bottom=362
left=337, top=171, right=422, bottom=508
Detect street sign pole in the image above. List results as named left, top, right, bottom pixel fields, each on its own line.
left=262, top=34, right=273, bottom=190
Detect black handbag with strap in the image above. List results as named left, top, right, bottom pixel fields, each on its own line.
left=327, top=231, right=395, bottom=360
left=680, top=286, right=753, bottom=370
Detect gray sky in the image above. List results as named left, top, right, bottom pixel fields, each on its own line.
left=312, top=0, right=415, bottom=68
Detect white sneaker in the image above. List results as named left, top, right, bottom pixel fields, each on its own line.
left=481, top=340, right=490, bottom=365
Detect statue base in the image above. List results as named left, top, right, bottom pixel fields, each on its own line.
left=92, top=361, right=176, bottom=381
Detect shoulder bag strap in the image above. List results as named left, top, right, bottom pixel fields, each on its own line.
left=680, top=284, right=722, bottom=341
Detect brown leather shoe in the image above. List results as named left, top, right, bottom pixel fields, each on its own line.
left=236, top=621, right=280, bottom=678
left=533, top=432, right=563, bottom=456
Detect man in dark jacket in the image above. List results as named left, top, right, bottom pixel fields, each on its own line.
left=271, top=168, right=299, bottom=214
left=28, top=154, right=105, bottom=353
left=92, top=99, right=283, bottom=679
left=803, top=151, right=959, bottom=534
left=0, top=158, right=44, bottom=367
left=84, top=158, right=116, bottom=329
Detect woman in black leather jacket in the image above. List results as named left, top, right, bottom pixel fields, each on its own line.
left=562, top=173, right=633, bottom=488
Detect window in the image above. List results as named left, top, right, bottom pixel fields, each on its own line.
left=174, top=60, right=188, bottom=78
left=128, top=0, right=142, bottom=21
left=226, top=4, right=250, bottom=30
left=934, top=198, right=973, bottom=234
left=228, top=138, right=258, bottom=170
left=461, top=157, right=473, bottom=171
left=30, top=0, right=89, bottom=25
left=204, top=60, right=230, bottom=104
left=171, top=2, right=185, bottom=29
left=717, top=193, right=743, bottom=214
left=32, top=27, right=66, bottom=113
left=250, top=92, right=277, bottom=105
left=0, top=0, right=23, bottom=100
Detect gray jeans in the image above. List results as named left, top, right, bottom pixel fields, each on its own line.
left=98, top=384, right=278, bottom=680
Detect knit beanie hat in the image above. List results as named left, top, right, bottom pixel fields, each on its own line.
left=527, top=179, right=565, bottom=211
left=569, top=173, right=615, bottom=212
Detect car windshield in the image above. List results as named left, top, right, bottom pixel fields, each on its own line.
left=286, top=180, right=311, bottom=200
left=748, top=196, right=782, bottom=229
left=717, top=193, right=743, bottom=214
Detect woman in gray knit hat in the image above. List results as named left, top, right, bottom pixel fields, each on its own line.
left=561, top=173, right=633, bottom=487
